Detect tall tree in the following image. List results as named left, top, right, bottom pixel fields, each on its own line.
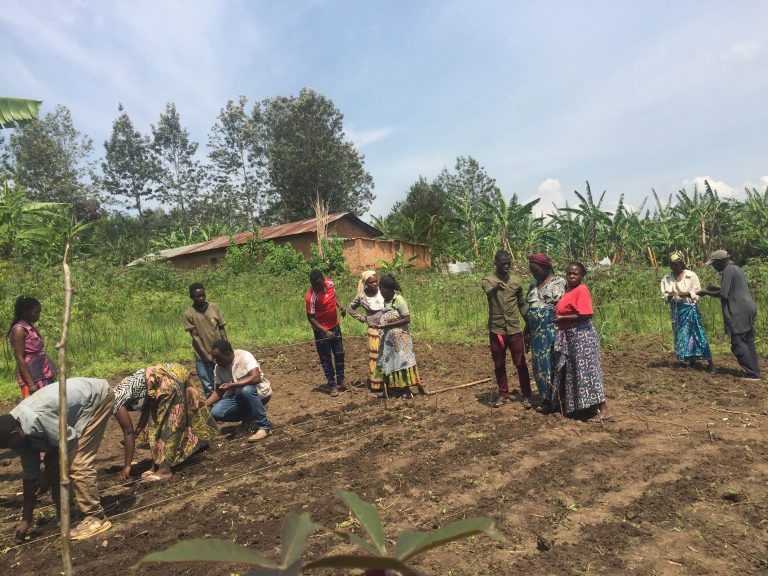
left=6, top=105, right=98, bottom=217
left=102, top=104, right=158, bottom=240
left=435, top=156, right=497, bottom=260
left=207, top=95, right=264, bottom=224
left=260, top=88, right=374, bottom=223
left=151, top=102, right=203, bottom=226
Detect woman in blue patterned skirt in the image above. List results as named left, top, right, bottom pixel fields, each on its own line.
left=553, top=262, right=612, bottom=421
left=525, top=253, right=566, bottom=409
left=660, top=251, right=716, bottom=373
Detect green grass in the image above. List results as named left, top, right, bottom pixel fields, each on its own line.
left=0, top=260, right=764, bottom=401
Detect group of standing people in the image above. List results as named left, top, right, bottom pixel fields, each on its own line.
left=483, top=247, right=761, bottom=424
left=305, top=269, right=421, bottom=399
left=663, top=249, right=760, bottom=380
left=484, top=251, right=611, bottom=421
left=0, top=249, right=759, bottom=543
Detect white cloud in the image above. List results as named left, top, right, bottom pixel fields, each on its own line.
left=722, top=41, right=762, bottom=61
left=761, top=175, right=768, bottom=187
left=682, top=176, right=735, bottom=197
left=345, top=125, right=395, bottom=148
left=528, top=178, right=565, bottom=216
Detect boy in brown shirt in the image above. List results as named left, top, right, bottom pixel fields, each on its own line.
left=183, top=283, right=227, bottom=397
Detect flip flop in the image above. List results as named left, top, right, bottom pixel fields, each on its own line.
left=140, top=472, right=170, bottom=483
left=587, top=414, right=614, bottom=424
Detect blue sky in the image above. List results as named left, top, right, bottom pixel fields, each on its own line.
left=2, top=0, right=767, bottom=218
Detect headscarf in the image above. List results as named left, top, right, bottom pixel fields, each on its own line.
left=669, top=251, right=686, bottom=266
left=357, top=270, right=377, bottom=298
left=527, top=253, right=553, bottom=268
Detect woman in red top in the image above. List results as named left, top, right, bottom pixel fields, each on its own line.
left=553, top=262, right=611, bottom=421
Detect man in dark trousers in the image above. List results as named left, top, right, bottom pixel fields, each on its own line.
left=698, top=250, right=760, bottom=380
left=306, top=269, right=347, bottom=396
left=482, top=250, right=533, bottom=407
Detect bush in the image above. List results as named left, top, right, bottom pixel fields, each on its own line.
left=308, top=235, right=347, bottom=277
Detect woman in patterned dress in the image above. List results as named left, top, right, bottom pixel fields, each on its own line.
left=524, top=254, right=566, bottom=409
left=376, top=274, right=421, bottom=399
left=553, top=262, right=612, bottom=421
left=112, top=363, right=218, bottom=482
left=660, top=251, right=716, bottom=373
left=8, top=296, right=56, bottom=398
left=347, top=270, right=385, bottom=391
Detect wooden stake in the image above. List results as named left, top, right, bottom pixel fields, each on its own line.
left=55, top=244, right=74, bottom=576
left=426, top=377, right=492, bottom=396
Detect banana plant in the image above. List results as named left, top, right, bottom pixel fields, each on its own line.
left=134, top=490, right=501, bottom=575
left=0, top=97, right=42, bottom=129
left=0, top=180, right=66, bottom=258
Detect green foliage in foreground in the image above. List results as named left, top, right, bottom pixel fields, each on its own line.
left=0, top=260, right=765, bottom=402
left=134, top=490, right=500, bottom=575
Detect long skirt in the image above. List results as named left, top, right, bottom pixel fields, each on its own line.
left=145, top=363, right=219, bottom=469
left=670, top=300, right=712, bottom=362
left=381, top=366, right=420, bottom=389
left=526, top=306, right=557, bottom=402
left=554, top=320, right=605, bottom=414
left=367, top=326, right=384, bottom=391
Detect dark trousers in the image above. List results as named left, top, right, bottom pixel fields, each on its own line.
left=314, top=325, right=345, bottom=388
left=489, top=332, right=532, bottom=399
left=730, top=329, right=760, bottom=378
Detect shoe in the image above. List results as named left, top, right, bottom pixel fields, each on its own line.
left=329, top=388, right=339, bottom=397
left=521, top=398, right=534, bottom=409
left=493, top=397, right=509, bottom=408
left=740, top=374, right=761, bottom=381
left=248, top=429, right=273, bottom=442
left=70, top=516, right=112, bottom=541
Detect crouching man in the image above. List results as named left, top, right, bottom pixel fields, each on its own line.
left=205, top=340, right=273, bottom=442
left=0, top=377, right=114, bottom=541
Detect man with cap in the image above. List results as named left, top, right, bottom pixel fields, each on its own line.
left=698, top=250, right=760, bottom=380
left=0, top=377, right=114, bottom=541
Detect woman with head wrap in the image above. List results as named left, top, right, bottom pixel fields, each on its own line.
left=660, top=251, right=715, bottom=373
left=525, top=253, right=566, bottom=409
left=376, top=274, right=421, bottom=399
left=112, top=363, right=218, bottom=482
left=347, top=270, right=385, bottom=391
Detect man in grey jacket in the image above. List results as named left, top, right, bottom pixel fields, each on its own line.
left=698, top=250, right=760, bottom=380
left=0, top=378, right=114, bottom=541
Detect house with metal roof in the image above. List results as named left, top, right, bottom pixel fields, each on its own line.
left=128, top=212, right=431, bottom=272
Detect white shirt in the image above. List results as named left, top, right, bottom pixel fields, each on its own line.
left=660, top=269, right=702, bottom=303
left=214, top=349, right=272, bottom=399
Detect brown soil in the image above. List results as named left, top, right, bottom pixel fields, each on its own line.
left=1, top=336, right=767, bottom=575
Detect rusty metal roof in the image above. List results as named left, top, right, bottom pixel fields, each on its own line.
left=148, top=212, right=382, bottom=259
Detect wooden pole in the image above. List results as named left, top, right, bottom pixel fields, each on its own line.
left=426, top=377, right=492, bottom=396
left=55, top=244, right=74, bottom=576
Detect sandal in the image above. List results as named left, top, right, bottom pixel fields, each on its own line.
left=140, top=472, right=171, bottom=483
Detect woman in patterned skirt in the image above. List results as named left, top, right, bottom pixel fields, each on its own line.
left=112, top=363, right=218, bottom=482
left=553, top=262, right=612, bottom=421
left=376, top=274, right=421, bottom=399
left=347, top=270, right=385, bottom=391
left=660, top=251, right=716, bottom=373
left=525, top=253, right=566, bottom=409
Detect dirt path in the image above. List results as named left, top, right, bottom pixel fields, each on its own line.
left=1, top=336, right=766, bottom=575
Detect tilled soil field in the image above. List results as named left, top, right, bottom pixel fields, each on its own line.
left=1, top=336, right=767, bottom=575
